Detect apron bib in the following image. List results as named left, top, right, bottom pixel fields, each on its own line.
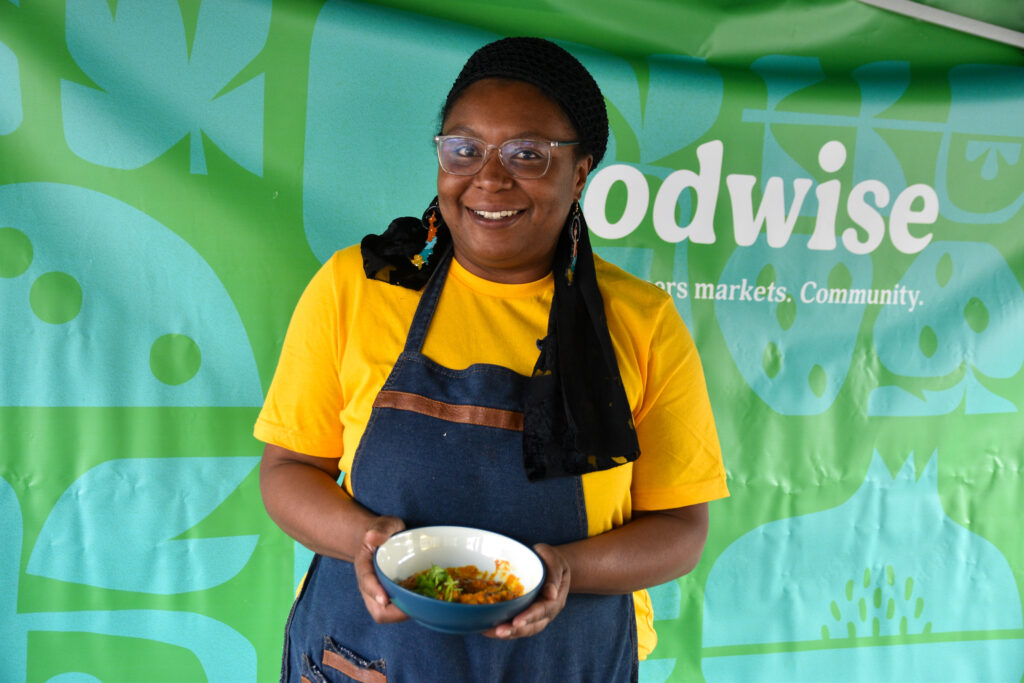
left=281, top=252, right=637, bottom=682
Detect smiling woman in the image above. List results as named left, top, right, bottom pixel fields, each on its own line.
left=255, top=36, right=728, bottom=682
left=437, top=78, right=590, bottom=284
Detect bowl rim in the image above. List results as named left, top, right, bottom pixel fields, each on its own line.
left=373, top=525, right=545, bottom=609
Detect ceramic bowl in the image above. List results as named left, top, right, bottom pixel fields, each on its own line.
left=373, top=525, right=545, bottom=634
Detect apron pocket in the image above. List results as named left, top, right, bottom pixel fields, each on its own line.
left=300, top=653, right=329, bottom=683
left=320, top=635, right=388, bottom=683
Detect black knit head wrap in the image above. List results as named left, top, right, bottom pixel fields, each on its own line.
left=361, top=37, right=639, bottom=480
left=442, top=37, right=608, bottom=167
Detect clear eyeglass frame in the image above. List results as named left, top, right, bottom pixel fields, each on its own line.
left=434, top=135, right=579, bottom=179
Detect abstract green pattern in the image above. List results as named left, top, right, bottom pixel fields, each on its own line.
left=1, top=1, right=1021, bottom=681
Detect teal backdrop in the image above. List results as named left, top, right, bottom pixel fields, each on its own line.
left=1, top=1, right=1023, bottom=681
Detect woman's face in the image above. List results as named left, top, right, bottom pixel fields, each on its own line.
left=438, top=78, right=593, bottom=284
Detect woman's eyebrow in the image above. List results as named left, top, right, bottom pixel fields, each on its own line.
left=442, top=125, right=478, bottom=136
left=442, top=125, right=557, bottom=140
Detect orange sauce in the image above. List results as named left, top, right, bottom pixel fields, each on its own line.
left=400, top=559, right=525, bottom=604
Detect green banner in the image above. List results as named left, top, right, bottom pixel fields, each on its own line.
left=2, top=1, right=1022, bottom=681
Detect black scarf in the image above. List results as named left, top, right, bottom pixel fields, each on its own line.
left=361, top=200, right=640, bottom=481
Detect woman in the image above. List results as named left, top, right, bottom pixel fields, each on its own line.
left=256, top=37, right=728, bottom=682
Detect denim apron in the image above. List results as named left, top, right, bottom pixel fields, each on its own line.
left=282, top=252, right=637, bottom=682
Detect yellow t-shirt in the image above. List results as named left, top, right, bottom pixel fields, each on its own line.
left=255, top=245, right=728, bottom=659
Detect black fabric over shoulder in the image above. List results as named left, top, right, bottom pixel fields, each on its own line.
left=361, top=200, right=451, bottom=290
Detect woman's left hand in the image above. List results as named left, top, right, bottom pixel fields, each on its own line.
left=483, top=543, right=570, bottom=639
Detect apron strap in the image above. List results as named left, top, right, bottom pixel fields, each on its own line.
left=400, top=245, right=453, bottom=355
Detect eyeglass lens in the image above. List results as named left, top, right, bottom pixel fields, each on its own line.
left=438, top=138, right=551, bottom=178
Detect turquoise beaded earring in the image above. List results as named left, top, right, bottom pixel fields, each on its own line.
left=412, top=202, right=440, bottom=269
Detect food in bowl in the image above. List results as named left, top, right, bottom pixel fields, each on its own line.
left=374, top=526, right=545, bottom=633
left=400, top=561, right=525, bottom=604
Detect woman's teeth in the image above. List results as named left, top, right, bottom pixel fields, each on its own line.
left=473, top=209, right=521, bottom=219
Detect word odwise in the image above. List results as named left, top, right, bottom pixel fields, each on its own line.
left=584, top=140, right=939, bottom=256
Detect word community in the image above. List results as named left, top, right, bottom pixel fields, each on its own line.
left=655, top=279, right=923, bottom=312
left=584, top=140, right=939, bottom=255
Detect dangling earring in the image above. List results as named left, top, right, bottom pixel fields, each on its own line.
left=565, top=201, right=582, bottom=285
left=411, top=201, right=440, bottom=269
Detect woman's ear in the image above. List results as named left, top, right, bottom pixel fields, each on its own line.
left=573, top=154, right=594, bottom=200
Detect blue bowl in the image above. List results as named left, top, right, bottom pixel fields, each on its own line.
left=374, top=526, right=545, bottom=634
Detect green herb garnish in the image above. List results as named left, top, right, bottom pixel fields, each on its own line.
left=411, top=565, right=459, bottom=601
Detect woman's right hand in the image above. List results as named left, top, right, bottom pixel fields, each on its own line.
left=259, top=444, right=410, bottom=622
left=353, top=514, right=409, bottom=623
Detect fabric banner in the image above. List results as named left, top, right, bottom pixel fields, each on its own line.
left=1, top=1, right=1022, bottom=680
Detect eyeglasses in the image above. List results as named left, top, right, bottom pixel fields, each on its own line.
left=434, top=135, right=579, bottom=179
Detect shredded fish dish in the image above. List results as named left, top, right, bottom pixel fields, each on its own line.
left=399, top=559, right=524, bottom=604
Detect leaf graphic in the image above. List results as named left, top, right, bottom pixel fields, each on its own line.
left=640, top=56, right=723, bottom=164
left=22, top=609, right=257, bottom=681
left=0, top=39, right=22, bottom=134
left=965, top=140, right=1021, bottom=180
left=0, top=183, right=264, bottom=407
left=303, top=0, right=493, bottom=260
left=303, top=0, right=724, bottom=261
left=716, top=234, right=871, bottom=415
left=571, top=48, right=723, bottom=168
left=703, top=452, right=1024, bottom=683
left=850, top=61, right=910, bottom=200
left=0, top=476, right=27, bottom=681
left=27, top=457, right=260, bottom=594
left=868, top=241, right=1023, bottom=416
left=937, top=64, right=1024, bottom=223
left=61, top=0, right=269, bottom=174
left=1, top=476, right=22, bottom=617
